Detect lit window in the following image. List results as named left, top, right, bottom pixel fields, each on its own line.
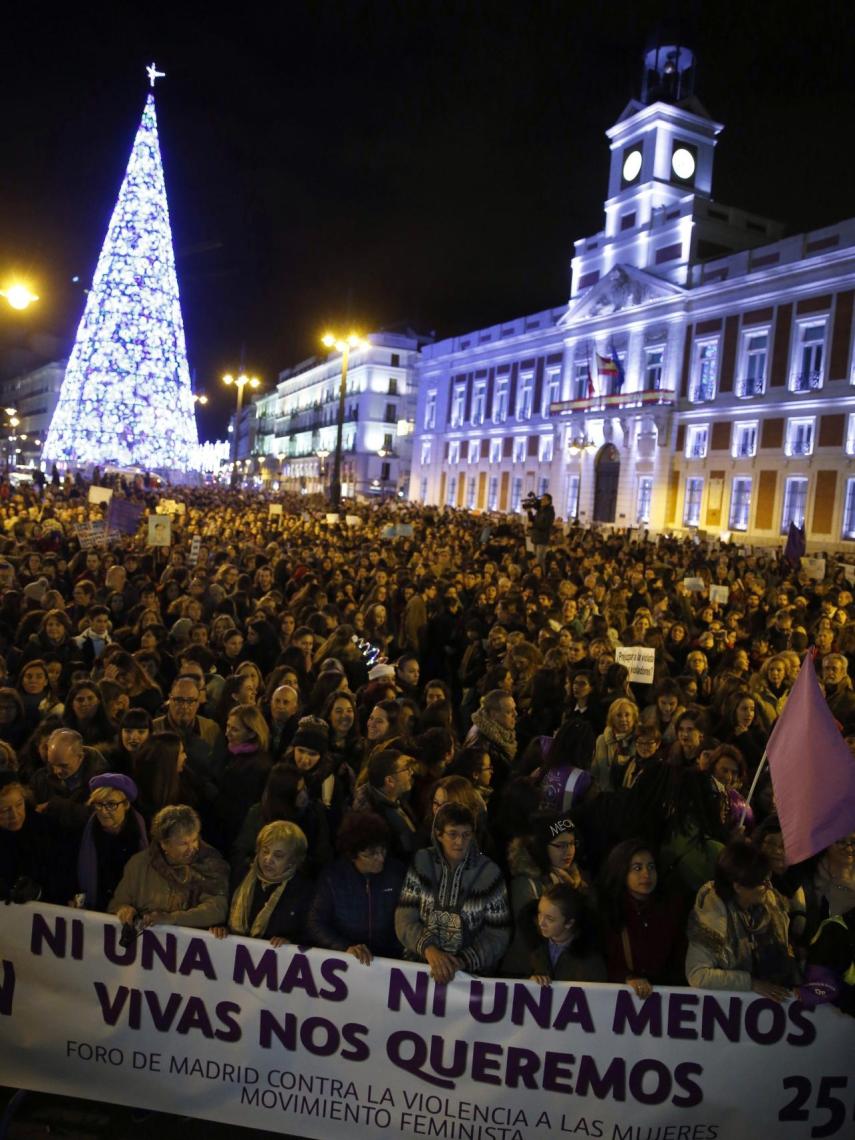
left=424, top=391, right=437, bottom=431
left=511, top=477, right=524, bottom=511
left=544, top=370, right=561, bottom=416
left=517, top=375, right=534, bottom=421
left=448, top=441, right=460, bottom=464
left=729, top=477, right=752, bottom=531
left=791, top=323, right=826, bottom=392
left=843, top=479, right=855, bottom=539
left=450, top=385, right=466, bottom=428
left=493, top=378, right=508, bottom=423
left=539, top=435, right=554, bottom=463
left=781, top=477, right=808, bottom=533
left=732, top=422, right=758, bottom=458
left=487, top=476, right=499, bottom=510
left=472, top=381, right=486, bottom=425
left=513, top=437, right=526, bottom=464
left=466, top=477, right=477, bottom=508
left=739, top=331, right=768, bottom=397
left=685, top=424, right=709, bottom=459
left=573, top=361, right=590, bottom=400
left=691, top=340, right=718, bottom=402
left=637, top=477, right=653, bottom=523
left=684, top=477, right=704, bottom=526
left=539, top=476, right=549, bottom=496
left=420, top=440, right=432, bottom=465
left=786, top=418, right=815, bottom=457
left=847, top=415, right=855, bottom=456
left=469, top=440, right=480, bottom=464
left=419, top=477, right=427, bottom=502
left=489, top=439, right=502, bottom=464
left=645, top=348, right=664, bottom=392
left=446, top=476, right=456, bottom=507
left=566, top=475, right=580, bottom=518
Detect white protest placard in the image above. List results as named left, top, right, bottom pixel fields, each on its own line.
left=325, top=513, right=340, bottom=526
left=345, top=515, right=362, bottom=527
left=842, top=564, right=855, bottom=585
left=147, top=515, right=172, bottom=547
left=709, top=584, right=730, bottom=606
left=74, top=521, right=108, bottom=550
left=268, top=504, right=283, bottom=517
left=3, top=904, right=854, bottom=1140
left=188, top=535, right=202, bottom=565
left=88, top=485, right=113, bottom=505
left=615, top=645, right=656, bottom=684
left=801, top=556, right=827, bottom=580
left=683, top=577, right=705, bottom=592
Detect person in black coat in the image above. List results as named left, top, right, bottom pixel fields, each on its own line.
left=307, top=811, right=405, bottom=963
left=0, top=773, right=76, bottom=903
left=211, top=820, right=314, bottom=946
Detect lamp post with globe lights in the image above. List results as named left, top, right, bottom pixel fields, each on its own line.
left=321, top=332, right=367, bottom=509
left=223, top=373, right=260, bottom=487
left=0, top=283, right=39, bottom=312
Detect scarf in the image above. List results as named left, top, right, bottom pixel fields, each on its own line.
left=471, top=706, right=517, bottom=761
left=149, top=840, right=224, bottom=908
left=229, top=859, right=298, bottom=938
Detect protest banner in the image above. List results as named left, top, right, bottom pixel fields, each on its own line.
left=709, top=584, right=730, bottom=606
left=268, top=504, right=283, bottom=517
left=615, top=645, right=656, bottom=685
left=74, top=521, right=109, bottom=550
left=801, top=556, right=827, bottom=580
left=325, top=513, right=340, bottom=526
left=88, top=485, right=113, bottom=505
left=106, top=498, right=144, bottom=536
left=147, top=515, right=172, bottom=547
left=2, top=905, right=854, bottom=1140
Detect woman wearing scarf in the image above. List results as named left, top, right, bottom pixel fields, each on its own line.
left=76, top=772, right=147, bottom=911
left=212, top=821, right=313, bottom=946
left=461, top=689, right=518, bottom=791
left=108, top=804, right=228, bottom=929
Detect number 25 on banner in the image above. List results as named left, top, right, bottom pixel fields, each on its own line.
left=779, top=1075, right=853, bottom=1138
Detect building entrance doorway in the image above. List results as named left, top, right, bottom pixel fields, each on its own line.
left=593, top=444, right=620, bottom=523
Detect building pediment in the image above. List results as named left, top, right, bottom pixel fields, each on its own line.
left=559, top=264, right=686, bottom=327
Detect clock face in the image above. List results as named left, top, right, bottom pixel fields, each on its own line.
left=622, top=149, right=642, bottom=182
left=672, top=147, right=696, bottom=180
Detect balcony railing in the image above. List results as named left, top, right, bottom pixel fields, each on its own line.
left=737, top=376, right=765, bottom=398
left=551, top=388, right=676, bottom=415
left=791, top=371, right=823, bottom=392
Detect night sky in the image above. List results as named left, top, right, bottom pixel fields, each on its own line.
left=2, top=1, right=854, bottom=439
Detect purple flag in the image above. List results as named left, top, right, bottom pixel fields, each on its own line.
left=783, top=521, right=806, bottom=567
left=766, top=652, right=855, bottom=865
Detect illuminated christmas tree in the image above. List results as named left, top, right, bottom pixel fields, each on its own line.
left=44, top=69, right=198, bottom=472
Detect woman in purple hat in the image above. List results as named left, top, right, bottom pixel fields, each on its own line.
left=75, top=772, right=147, bottom=911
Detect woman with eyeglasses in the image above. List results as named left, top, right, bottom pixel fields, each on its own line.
left=502, top=813, right=588, bottom=977
left=75, top=773, right=147, bottom=911
left=805, top=830, right=855, bottom=939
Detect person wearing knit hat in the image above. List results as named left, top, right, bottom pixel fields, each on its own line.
left=77, top=773, right=148, bottom=912
left=284, top=716, right=339, bottom=816
left=292, top=715, right=330, bottom=756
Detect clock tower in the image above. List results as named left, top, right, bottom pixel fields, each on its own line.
left=571, top=44, right=782, bottom=296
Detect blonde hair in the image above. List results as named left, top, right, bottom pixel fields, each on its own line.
left=606, top=697, right=638, bottom=732
left=87, top=785, right=128, bottom=807
left=256, top=820, right=307, bottom=864
left=228, top=703, right=270, bottom=752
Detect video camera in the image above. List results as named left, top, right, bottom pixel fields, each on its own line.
left=522, top=492, right=541, bottom=512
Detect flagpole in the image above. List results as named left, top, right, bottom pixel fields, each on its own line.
left=744, top=749, right=768, bottom=806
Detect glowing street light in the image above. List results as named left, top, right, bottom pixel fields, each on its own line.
left=223, top=372, right=261, bottom=485
left=0, top=283, right=39, bottom=311
left=321, top=331, right=367, bottom=508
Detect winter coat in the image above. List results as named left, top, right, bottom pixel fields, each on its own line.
left=307, top=855, right=406, bottom=959
left=351, top=782, right=420, bottom=861
left=591, top=726, right=637, bottom=792
left=76, top=809, right=148, bottom=911
left=529, top=938, right=607, bottom=983
left=395, top=833, right=511, bottom=974
left=686, top=880, right=795, bottom=991
left=603, top=890, right=687, bottom=985
left=108, top=841, right=229, bottom=928
left=29, top=747, right=107, bottom=829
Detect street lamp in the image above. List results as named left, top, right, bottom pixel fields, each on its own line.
left=223, top=372, right=260, bottom=486
left=567, top=434, right=597, bottom=522
left=0, top=283, right=39, bottom=311
left=321, top=331, right=368, bottom=509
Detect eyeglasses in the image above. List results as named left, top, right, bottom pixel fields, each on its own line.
left=441, top=829, right=473, bottom=842
left=93, top=799, right=127, bottom=813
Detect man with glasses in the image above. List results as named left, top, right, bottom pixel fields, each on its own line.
left=353, top=749, right=419, bottom=860
left=396, top=802, right=510, bottom=984
left=152, top=677, right=227, bottom=789
left=30, top=728, right=106, bottom=827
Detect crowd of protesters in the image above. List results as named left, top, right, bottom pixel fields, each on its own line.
left=0, top=472, right=854, bottom=1016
